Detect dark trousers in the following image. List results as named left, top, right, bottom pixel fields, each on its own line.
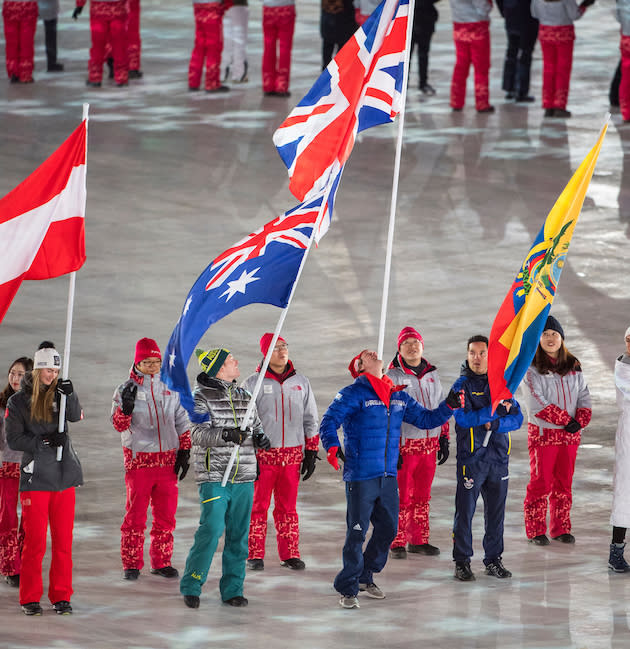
left=43, top=18, right=58, bottom=68
left=320, top=12, right=356, bottom=69
left=333, top=476, right=398, bottom=597
left=611, top=60, right=622, bottom=106
left=453, top=460, right=509, bottom=564
left=412, top=24, right=436, bottom=87
left=501, top=22, right=538, bottom=98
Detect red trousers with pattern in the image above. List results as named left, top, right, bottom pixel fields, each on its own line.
left=262, top=5, right=295, bottom=94
left=19, top=488, right=75, bottom=605
left=127, top=0, right=141, bottom=70
left=538, top=25, right=574, bottom=110
left=88, top=0, right=128, bottom=84
left=121, top=466, right=178, bottom=570
left=188, top=3, right=226, bottom=90
left=248, top=456, right=301, bottom=560
left=2, top=1, right=38, bottom=81
left=450, top=21, right=491, bottom=111
left=0, top=472, right=23, bottom=576
left=392, top=438, right=439, bottom=547
left=620, top=34, right=630, bottom=122
left=524, top=424, right=579, bottom=539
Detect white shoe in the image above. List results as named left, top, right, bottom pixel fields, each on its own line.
left=339, top=595, right=360, bottom=609
left=359, top=582, right=385, bottom=599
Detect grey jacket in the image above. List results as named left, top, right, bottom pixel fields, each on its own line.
left=190, top=374, right=263, bottom=484
left=5, top=374, right=83, bottom=492
left=0, top=404, right=22, bottom=465
left=531, top=0, right=581, bottom=25
left=449, top=0, right=492, bottom=23
left=242, top=365, right=318, bottom=448
left=617, top=0, right=630, bottom=35
left=37, top=0, right=60, bottom=20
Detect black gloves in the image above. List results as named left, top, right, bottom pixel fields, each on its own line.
left=43, top=431, right=66, bottom=447
left=437, top=435, right=449, bottom=465
left=397, top=453, right=403, bottom=470
left=121, top=383, right=137, bottom=416
left=56, top=379, right=73, bottom=397
left=495, top=401, right=510, bottom=417
left=445, top=389, right=463, bottom=409
left=253, top=431, right=271, bottom=450
left=72, top=6, right=82, bottom=19
left=565, top=418, right=581, bottom=434
left=301, top=449, right=319, bottom=481
left=222, top=427, right=247, bottom=445
left=174, top=449, right=190, bottom=480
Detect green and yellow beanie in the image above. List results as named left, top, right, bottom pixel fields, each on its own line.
left=195, top=348, right=230, bottom=377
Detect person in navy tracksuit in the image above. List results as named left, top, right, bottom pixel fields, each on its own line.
left=319, top=349, right=462, bottom=609
left=450, top=335, right=523, bottom=582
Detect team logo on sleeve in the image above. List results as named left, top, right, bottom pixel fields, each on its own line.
left=463, top=477, right=474, bottom=490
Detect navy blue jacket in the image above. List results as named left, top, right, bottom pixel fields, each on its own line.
left=451, top=363, right=523, bottom=466
left=319, top=374, right=454, bottom=482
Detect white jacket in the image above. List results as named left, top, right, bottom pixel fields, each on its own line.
left=612, top=355, right=630, bottom=527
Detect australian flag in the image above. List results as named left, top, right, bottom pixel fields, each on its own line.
left=273, top=0, right=409, bottom=202
left=161, top=174, right=341, bottom=419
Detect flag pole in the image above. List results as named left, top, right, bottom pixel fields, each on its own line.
left=376, top=0, right=416, bottom=359
left=221, top=180, right=336, bottom=486
left=57, top=103, right=89, bottom=461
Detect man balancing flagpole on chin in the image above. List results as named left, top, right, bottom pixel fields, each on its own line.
left=319, top=349, right=464, bottom=610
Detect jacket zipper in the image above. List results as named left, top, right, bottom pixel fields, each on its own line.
left=384, top=407, right=391, bottom=474
left=150, top=376, right=162, bottom=452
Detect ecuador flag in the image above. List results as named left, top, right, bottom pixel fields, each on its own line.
left=488, top=119, right=608, bottom=410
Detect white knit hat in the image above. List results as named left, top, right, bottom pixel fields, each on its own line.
left=33, top=347, right=61, bottom=370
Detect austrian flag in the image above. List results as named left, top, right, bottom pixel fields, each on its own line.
left=0, top=120, right=87, bottom=324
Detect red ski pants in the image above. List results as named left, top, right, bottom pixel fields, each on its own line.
left=524, top=428, right=578, bottom=539
left=19, top=488, right=75, bottom=606
left=88, top=0, right=128, bottom=84
left=450, top=21, right=491, bottom=111
left=620, top=35, right=630, bottom=122
left=539, top=25, right=574, bottom=110
left=392, top=444, right=438, bottom=547
left=188, top=3, right=225, bottom=91
left=2, top=1, right=37, bottom=81
left=248, top=461, right=300, bottom=560
left=121, top=466, right=178, bottom=570
left=262, top=5, right=295, bottom=94
left=0, top=473, right=23, bottom=576
left=127, top=0, right=141, bottom=70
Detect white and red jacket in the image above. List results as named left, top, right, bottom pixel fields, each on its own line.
left=242, top=361, right=318, bottom=457
left=386, top=355, right=449, bottom=442
left=521, top=364, right=592, bottom=443
left=111, top=366, right=191, bottom=471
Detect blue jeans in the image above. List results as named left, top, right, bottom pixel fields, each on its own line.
left=180, top=481, right=254, bottom=601
left=453, top=460, right=509, bottom=564
left=333, top=476, right=399, bottom=597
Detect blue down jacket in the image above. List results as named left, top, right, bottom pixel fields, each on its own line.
left=319, top=375, right=453, bottom=482
left=451, top=363, right=523, bottom=466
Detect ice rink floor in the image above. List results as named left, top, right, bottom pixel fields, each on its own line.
left=1, top=1, right=629, bottom=647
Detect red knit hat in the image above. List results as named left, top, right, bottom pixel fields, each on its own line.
left=260, top=333, right=287, bottom=356
left=397, top=326, right=424, bottom=349
left=135, top=338, right=161, bottom=364
left=348, top=350, right=368, bottom=378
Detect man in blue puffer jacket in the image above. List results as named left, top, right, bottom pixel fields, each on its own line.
left=450, top=335, right=523, bottom=582
left=319, top=349, right=463, bottom=609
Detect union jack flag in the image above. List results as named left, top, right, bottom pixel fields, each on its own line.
left=161, top=173, right=341, bottom=418
left=273, top=0, right=409, bottom=201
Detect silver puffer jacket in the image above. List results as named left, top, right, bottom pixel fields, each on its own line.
left=190, top=374, right=263, bottom=484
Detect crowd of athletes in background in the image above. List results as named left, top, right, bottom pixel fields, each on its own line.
left=2, top=0, right=630, bottom=119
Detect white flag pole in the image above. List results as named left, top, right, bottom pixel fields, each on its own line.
left=376, top=0, right=415, bottom=359
left=221, top=179, right=336, bottom=486
left=57, top=103, right=89, bottom=461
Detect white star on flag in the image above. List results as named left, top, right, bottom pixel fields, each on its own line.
left=169, top=352, right=176, bottom=368
left=220, top=267, right=261, bottom=301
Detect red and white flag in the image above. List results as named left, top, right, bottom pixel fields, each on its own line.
left=0, top=120, right=87, bottom=324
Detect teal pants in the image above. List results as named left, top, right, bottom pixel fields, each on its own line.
left=180, top=481, right=254, bottom=601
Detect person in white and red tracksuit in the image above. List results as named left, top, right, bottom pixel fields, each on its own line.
left=5, top=343, right=83, bottom=616
left=2, top=0, right=38, bottom=83
left=0, top=356, right=32, bottom=588
left=262, top=0, right=295, bottom=96
left=73, top=0, right=129, bottom=87
left=189, top=0, right=233, bottom=92
left=448, top=0, right=494, bottom=113
left=386, top=327, right=450, bottom=559
left=111, top=338, right=191, bottom=581
left=521, top=316, right=591, bottom=546
left=243, top=333, right=319, bottom=571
